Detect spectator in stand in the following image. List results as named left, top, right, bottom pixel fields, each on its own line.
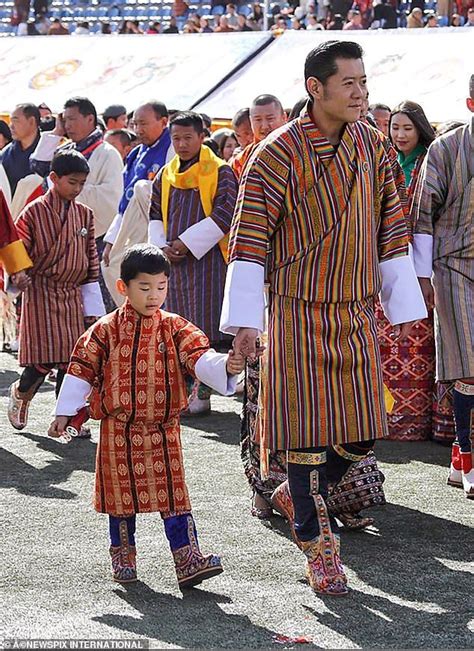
left=200, top=17, right=214, bottom=32
left=369, top=103, right=391, bottom=136
left=0, top=104, right=40, bottom=197
left=271, top=14, right=288, bottom=30
left=215, top=15, right=235, bottom=31
left=74, top=21, right=90, bottom=35
left=250, top=2, right=264, bottom=28
left=104, top=129, right=137, bottom=162
left=183, top=20, right=200, bottom=32
left=306, top=13, right=324, bottom=28
left=103, top=105, right=128, bottom=131
left=101, top=21, right=112, bottom=34
left=327, top=13, right=345, bottom=28
left=425, top=12, right=439, bottom=26
left=291, top=16, right=306, bottom=28
left=450, top=12, right=462, bottom=23
left=13, top=0, right=30, bottom=25
left=407, top=7, right=424, bottom=26
left=33, top=0, right=48, bottom=18
left=234, top=14, right=249, bottom=30
left=0, top=122, right=12, bottom=151
left=119, top=20, right=143, bottom=33
left=219, top=132, right=238, bottom=161
left=172, top=0, right=189, bottom=17
left=48, top=18, right=69, bottom=35
left=373, top=0, right=398, bottom=28
left=35, top=13, right=50, bottom=34
left=343, top=9, right=363, bottom=28
left=163, top=17, right=180, bottom=33
left=467, top=7, right=474, bottom=23
left=225, top=3, right=238, bottom=27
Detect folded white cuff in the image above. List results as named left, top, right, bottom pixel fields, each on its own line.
left=179, top=219, right=225, bottom=260
left=379, top=254, right=428, bottom=325
left=148, top=220, right=167, bottom=248
left=195, top=350, right=238, bottom=396
left=104, top=213, right=123, bottom=245
left=220, top=260, right=265, bottom=335
left=32, top=132, right=61, bottom=162
left=81, top=282, right=106, bottom=317
left=413, top=234, right=433, bottom=278
left=55, top=374, right=91, bottom=416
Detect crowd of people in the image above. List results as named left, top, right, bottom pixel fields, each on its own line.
left=9, top=0, right=474, bottom=37
left=0, top=40, right=472, bottom=598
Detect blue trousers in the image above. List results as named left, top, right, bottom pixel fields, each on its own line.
left=108, top=512, right=196, bottom=550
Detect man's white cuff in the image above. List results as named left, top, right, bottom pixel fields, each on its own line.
left=179, top=219, right=225, bottom=260
left=379, top=255, right=428, bottom=325
left=81, top=282, right=106, bottom=317
left=413, top=234, right=433, bottom=278
left=32, top=133, right=61, bottom=162
left=220, top=260, right=265, bottom=335
left=148, top=220, right=167, bottom=248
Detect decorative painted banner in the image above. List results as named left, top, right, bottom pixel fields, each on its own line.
left=0, top=32, right=271, bottom=113
left=195, top=28, right=474, bottom=122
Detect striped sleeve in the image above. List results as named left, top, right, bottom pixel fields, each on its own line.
left=412, top=140, right=448, bottom=237
left=377, top=143, right=410, bottom=263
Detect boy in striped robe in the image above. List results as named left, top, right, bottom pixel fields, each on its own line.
left=221, top=41, right=427, bottom=596
left=7, top=150, right=105, bottom=432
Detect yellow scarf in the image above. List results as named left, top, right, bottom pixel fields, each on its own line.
left=161, top=146, right=229, bottom=262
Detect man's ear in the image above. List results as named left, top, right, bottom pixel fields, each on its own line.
left=116, top=278, right=127, bottom=296
left=306, top=76, right=323, bottom=102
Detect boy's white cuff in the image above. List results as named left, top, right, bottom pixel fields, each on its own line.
left=81, top=282, right=106, bottom=317
left=195, top=350, right=238, bottom=396
left=56, top=374, right=91, bottom=416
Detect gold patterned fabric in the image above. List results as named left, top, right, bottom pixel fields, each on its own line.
left=287, top=451, right=327, bottom=465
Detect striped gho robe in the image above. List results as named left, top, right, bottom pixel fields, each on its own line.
left=15, top=189, right=103, bottom=366
left=221, top=109, right=427, bottom=451
left=412, top=117, right=474, bottom=381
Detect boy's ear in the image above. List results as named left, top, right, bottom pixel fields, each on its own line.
left=49, top=171, right=59, bottom=185
left=116, top=278, right=127, bottom=296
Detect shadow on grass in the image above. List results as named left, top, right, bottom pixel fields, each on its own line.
left=376, top=439, right=451, bottom=469
left=0, top=431, right=96, bottom=499
left=265, top=503, right=473, bottom=648
left=93, top=582, right=284, bottom=648
left=183, top=410, right=241, bottom=447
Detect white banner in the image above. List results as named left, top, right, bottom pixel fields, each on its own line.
left=196, top=28, right=474, bottom=122
left=0, top=32, right=270, bottom=113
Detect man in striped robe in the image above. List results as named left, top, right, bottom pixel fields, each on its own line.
left=220, top=41, right=427, bottom=596
left=412, top=75, right=474, bottom=499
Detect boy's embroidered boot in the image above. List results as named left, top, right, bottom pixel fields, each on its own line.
left=109, top=520, right=137, bottom=583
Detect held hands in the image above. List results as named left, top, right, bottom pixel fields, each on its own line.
left=233, top=327, right=259, bottom=359
left=10, top=270, right=31, bottom=291
left=226, top=349, right=245, bottom=375
left=48, top=416, right=71, bottom=444
left=163, top=239, right=189, bottom=264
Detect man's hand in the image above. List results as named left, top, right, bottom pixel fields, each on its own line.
left=395, top=321, right=416, bottom=341
left=53, top=112, right=66, bottom=138
left=233, top=327, right=259, bottom=359
left=102, top=242, right=112, bottom=267
left=226, top=349, right=245, bottom=375
left=418, top=277, right=434, bottom=311
left=10, top=270, right=30, bottom=291
left=48, top=416, right=71, bottom=443
left=162, top=245, right=187, bottom=264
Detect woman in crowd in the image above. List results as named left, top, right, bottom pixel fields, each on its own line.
left=219, top=132, right=238, bottom=161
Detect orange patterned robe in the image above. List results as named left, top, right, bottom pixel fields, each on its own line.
left=67, top=301, right=211, bottom=517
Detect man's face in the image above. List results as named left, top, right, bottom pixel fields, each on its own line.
left=171, top=125, right=204, bottom=161
left=372, top=108, right=390, bottom=136
left=106, top=114, right=127, bottom=130
left=63, top=106, right=95, bottom=143
left=118, top=271, right=168, bottom=317
left=133, top=106, right=167, bottom=146
left=250, top=102, right=286, bottom=142
left=10, top=107, right=37, bottom=142
left=233, top=118, right=254, bottom=148
left=104, top=132, right=132, bottom=161
left=352, top=13, right=361, bottom=25
left=468, top=9, right=474, bottom=24
left=50, top=171, right=88, bottom=201
left=308, top=58, right=366, bottom=125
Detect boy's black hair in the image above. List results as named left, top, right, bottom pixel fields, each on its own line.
left=120, top=244, right=171, bottom=284
left=51, top=150, right=90, bottom=177
left=169, top=111, right=204, bottom=135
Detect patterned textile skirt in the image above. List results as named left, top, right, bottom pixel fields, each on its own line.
left=432, top=381, right=456, bottom=444
left=241, top=358, right=286, bottom=503
left=375, top=303, right=455, bottom=442
left=94, top=415, right=191, bottom=517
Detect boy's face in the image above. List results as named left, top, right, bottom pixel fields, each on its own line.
left=117, top=272, right=168, bottom=317
left=50, top=171, right=88, bottom=201
left=234, top=119, right=254, bottom=148
left=170, top=125, right=204, bottom=161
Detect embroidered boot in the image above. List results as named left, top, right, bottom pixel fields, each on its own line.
left=164, top=513, right=223, bottom=590
left=109, top=520, right=137, bottom=583
left=7, top=380, right=35, bottom=430
left=447, top=442, right=462, bottom=488
left=298, top=494, right=348, bottom=596
left=271, top=480, right=302, bottom=549
left=460, top=451, right=474, bottom=499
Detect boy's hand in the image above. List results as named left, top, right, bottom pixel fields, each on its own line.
left=10, top=270, right=31, bottom=291
left=48, top=416, right=71, bottom=443
left=226, top=349, right=245, bottom=375
left=102, top=242, right=112, bottom=267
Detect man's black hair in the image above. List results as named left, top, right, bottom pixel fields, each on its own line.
left=120, top=244, right=171, bottom=284
left=304, top=40, right=364, bottom=86
left=15, top=103, right=41, bottom=128
left=63, top=97, right=98, bottom=126
left=369, top=103, right=391, bottom=113
left=232, top=107, right=250, bottom=128
left=200, top=113, right=212, bottom=129
left=169, top=111, right=204, bottom=135
left=251, top=94, right=284, bottom=113
left=51, top=150, right=90, bottom=177
left=142, top=101, right=169, bottom=120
